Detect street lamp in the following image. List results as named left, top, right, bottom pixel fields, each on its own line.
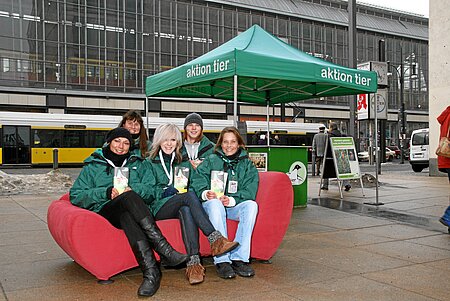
left=387, top=47, right=417, bottom=164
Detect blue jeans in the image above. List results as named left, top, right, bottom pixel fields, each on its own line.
left=202, top=199, right=258, bottom=264
left=442, top=206, right=450, bottom=221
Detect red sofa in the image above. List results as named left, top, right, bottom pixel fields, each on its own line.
left=47, top=171, right=293, bottom=281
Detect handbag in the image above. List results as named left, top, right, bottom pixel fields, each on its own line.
left=436, top=126, right=450, bottom=158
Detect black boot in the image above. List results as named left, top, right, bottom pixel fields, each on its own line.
left=139, top=217, right=188, bottom=266
left=132, top=240, right=161, bottom=297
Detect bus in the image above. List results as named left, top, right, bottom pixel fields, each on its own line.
left=0, top=111, right=324, bottom=166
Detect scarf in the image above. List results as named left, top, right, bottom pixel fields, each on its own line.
left=218, top=148, right=242, bottom=176
left=102, top=146, right=130, bottom=167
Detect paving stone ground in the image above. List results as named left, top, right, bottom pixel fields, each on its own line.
left=0, top=169, right=448, bottom=300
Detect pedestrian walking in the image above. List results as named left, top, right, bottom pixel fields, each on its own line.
left=312, top=126, right=327, bottom=175
left=321, top=122, right=351, bottom=191
left=436, top=106, right=450, bottom=231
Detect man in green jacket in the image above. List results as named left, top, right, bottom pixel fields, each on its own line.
left=181, top=112, right=214, bottom=173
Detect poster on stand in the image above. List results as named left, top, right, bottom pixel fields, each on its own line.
left=329, top=137, right=361, bottom=180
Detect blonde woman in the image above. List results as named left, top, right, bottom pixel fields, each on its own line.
left=145, top=123, right=238, bottom=285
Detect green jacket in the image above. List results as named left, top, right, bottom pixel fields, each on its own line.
left=191, top=148, right=259, bottom=205
left=180, top=135, right=215, bottom=182
left=130, top=137, right=152, bottom=158
left=70, top=148, right=153, bottom=213
left=145, top=154, right=185, bottom=216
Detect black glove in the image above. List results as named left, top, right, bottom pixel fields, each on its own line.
left=162, top=185, right=178, bottom=198
left=106, top=186, right=114, bottom=200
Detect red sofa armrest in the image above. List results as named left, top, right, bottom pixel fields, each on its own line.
left=250, top=171, right=293, bottom=260
left=47, top=193, right=137, bottom=280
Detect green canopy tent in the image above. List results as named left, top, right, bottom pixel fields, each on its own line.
left=145, top=24, right=377, bottom=142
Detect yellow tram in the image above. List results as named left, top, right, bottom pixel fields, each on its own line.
left=0, top=111, right=324, bottom=166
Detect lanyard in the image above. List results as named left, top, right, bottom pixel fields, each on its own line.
left=220, top=155, right=236, bottom=176
left=159, top=150, right=175, bottom=185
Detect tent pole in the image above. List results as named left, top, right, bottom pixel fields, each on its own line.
left=145, top=96, right=149, bottom=138
left=266, top=100, right=270, bottom=147
left=233, top=75, right=238, bottom=127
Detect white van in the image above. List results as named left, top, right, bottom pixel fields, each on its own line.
left=409, top=128, right=429, bottom=172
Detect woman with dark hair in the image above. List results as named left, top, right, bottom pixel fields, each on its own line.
left=191, top=127, right=259, bottom=280
left=70, top=127, right=187, bottom=297
left=146, top=123, right=239, bottom=285
left=119, top=110, right=150, bottom=158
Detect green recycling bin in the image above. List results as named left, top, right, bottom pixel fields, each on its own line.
left=248, top=146, right=308, bottom=207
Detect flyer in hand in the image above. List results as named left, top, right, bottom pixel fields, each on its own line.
left=210, top=170, right=228, bottom=198
left=174, top=166, right=190, bottom=193
left=114, top=167, right=129, bottom=194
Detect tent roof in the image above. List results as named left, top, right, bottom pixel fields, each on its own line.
left=145, top=25, right=377, bottom=105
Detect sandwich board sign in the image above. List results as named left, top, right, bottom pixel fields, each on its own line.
left=329, top=137, right=361, bottom=180
left=319, top=136, right=365, bottom=199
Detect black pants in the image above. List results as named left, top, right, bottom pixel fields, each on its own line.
left=155, top=191, right=215, bottom=256
left=98, top=190, right=152, bottom=247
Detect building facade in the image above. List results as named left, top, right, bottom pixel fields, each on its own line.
left=428, top=0, right=449, bottom=175
left=0, top=0, right=429, bottom=146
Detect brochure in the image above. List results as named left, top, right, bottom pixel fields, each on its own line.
left=174, top=166, right=190, bottom=193
left=114, top=167, right=129, bottom=195
left=210, top=170, right=228, bottom=198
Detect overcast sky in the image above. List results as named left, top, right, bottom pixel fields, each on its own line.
left=356, top=0, right=429, bottom=17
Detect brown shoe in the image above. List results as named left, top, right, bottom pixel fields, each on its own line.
left=185, top=263, right=205, bottom=285
left=208, top=231, right=239, bottom=257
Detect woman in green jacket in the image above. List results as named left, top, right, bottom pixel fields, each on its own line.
left=119, top=110, right=151, bottom=158
left=191, top=126, right=259, bottom=280
left=146, top=123, right=238, bottom=285
left=70, top=127, right=187, bottom=297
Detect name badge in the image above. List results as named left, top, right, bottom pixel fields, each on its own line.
left=228, top=180, right=238, bottom=194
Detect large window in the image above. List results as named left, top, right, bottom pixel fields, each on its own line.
left=0, top=0, right=428, bottom=114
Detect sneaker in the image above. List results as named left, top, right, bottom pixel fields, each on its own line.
left=216, top=262, right=236, bottom=279
left=344, top=184, right=351, bottom=192
left=231, top=260, right=255, bottom=277
left=439, top=217, right=450, bottom=228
